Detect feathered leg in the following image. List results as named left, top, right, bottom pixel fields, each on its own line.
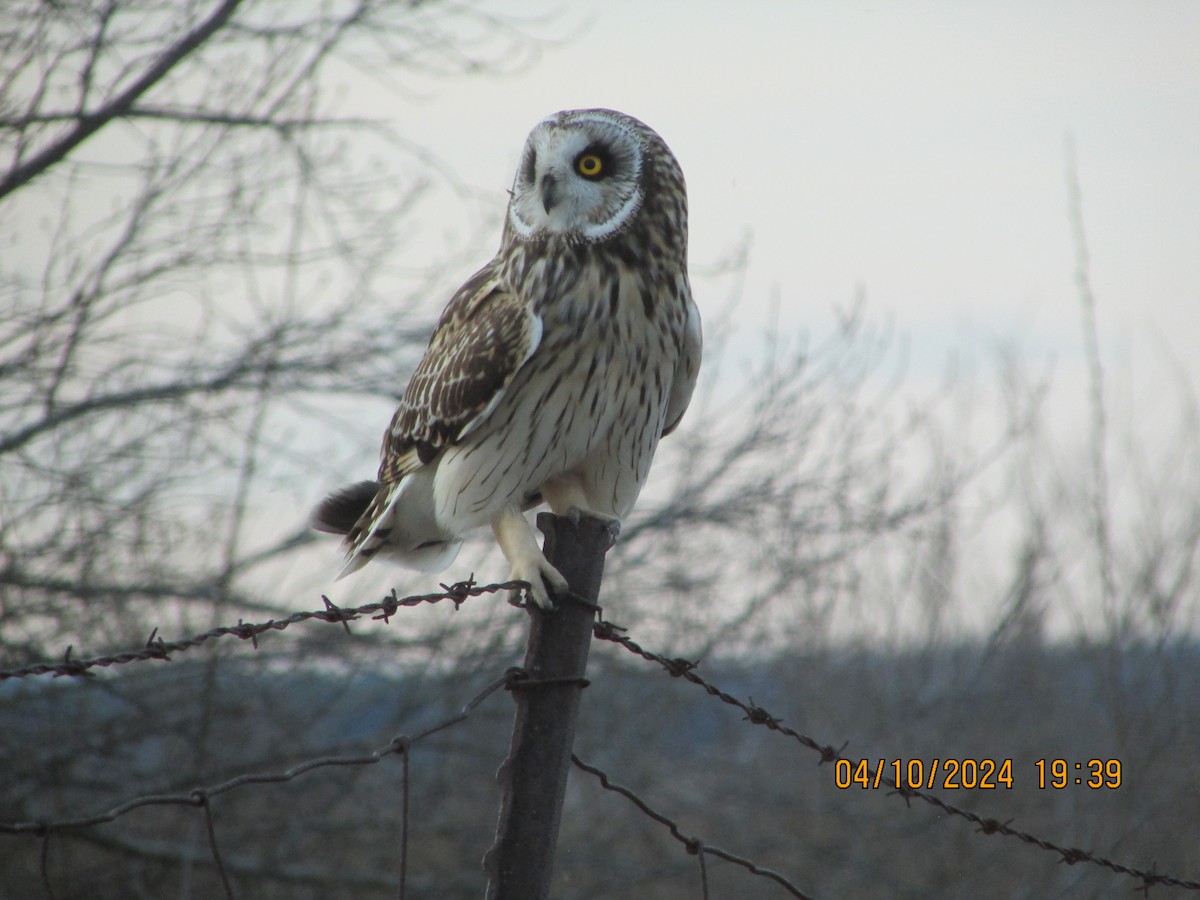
left=491, top=505, right=567, bottom=609
left=541, top=473, right=622, bottom=536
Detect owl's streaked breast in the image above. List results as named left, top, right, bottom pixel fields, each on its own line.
left=431, top=245, right=687, bottom=528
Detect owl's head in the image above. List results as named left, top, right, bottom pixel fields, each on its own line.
left=506, top=108, right=683, bottom=244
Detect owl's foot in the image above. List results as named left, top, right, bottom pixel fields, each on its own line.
left=563, top=506, right=622, bottom=543
left=541, top=475, right=622, bottom=541
left=508, top=547, right=569, bottom=610
left=492, top=506, right=567, bottom=610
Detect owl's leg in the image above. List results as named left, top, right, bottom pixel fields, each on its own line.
left=541, top=474, right=622, bottom=537
left=540, top=473, right=591, bottom=515
left=491, top=505, right=567, bottom=610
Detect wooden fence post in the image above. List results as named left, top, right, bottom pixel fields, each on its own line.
left=482, top=511, right=615, bottom=900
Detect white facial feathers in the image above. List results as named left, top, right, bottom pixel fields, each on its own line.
left=507, top=109, right=646, bottom=241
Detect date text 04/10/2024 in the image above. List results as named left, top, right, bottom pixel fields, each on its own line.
left=833, top=758, right=1123, bottom=791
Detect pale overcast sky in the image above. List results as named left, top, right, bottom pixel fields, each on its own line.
left=287, top=0, right=1200, bottom=638
left=348, top=0, right=1199, bottom=425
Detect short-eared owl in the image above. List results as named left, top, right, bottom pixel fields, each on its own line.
left=312, top=108, right=701, bottom=608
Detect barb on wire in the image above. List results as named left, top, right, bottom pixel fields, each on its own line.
left=1, top=672, right=513, bottom=836
left=0, top=579, right=527, bottom=681
left=592, top=619, right=1200, bottom=895
left=572, top=754, right=816, bottom=900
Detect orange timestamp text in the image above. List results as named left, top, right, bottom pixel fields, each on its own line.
left=834, top=757, right=1123, bottom=790
left=835, top=758, right=1014, bottom=790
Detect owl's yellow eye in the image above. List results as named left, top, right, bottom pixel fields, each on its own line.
left=576, top=153, right=604, bottom=178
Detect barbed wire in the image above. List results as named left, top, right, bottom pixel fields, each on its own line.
left=4, top=589, right=1197, bottom=896
left=572, top=754, right=816, bottom=900
left=5, top=670, right=514, bottom=899
left=590, top=617, right=1200, bottom=895
left=0, top=579, right=523, bottom=681
left=1, top=672, right=510, bottom=836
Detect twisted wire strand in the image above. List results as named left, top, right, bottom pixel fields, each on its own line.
left=591, top=617, right=1200, bottom=894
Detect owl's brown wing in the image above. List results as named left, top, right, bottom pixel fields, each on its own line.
left=324, top=261, right=542, bottom=573
left=378, top=261, right=542, bottom=485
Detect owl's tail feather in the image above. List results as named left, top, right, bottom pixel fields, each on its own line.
left=311, top=480, right=378, bottom=535
left=312, top=476, right=463, bottom=580
left=336, top=482, right=397, bottom=580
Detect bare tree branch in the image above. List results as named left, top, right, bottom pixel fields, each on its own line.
left=0, top=0, right=243, bottom=199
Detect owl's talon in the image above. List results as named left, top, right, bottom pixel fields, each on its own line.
left=509, top=556, right=567, bottom=610
left=604, top=517, right=622, bottom=547
left=562, top=506, right=622, bottom=546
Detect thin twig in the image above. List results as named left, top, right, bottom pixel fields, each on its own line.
left=398, top=741, right=410, bottom=900
left=0, top=0, right=244, bottom=199
left=1065, top=134, right=1117, bottom=622
left=196, top=792, right=236, bottom=900
left=39, top=830, right=56, bottom=900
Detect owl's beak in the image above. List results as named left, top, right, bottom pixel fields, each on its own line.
left=540, top=173, right=559, bottom=213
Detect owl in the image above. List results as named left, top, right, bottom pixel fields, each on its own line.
left=312, top=108, right=701, bottom=608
